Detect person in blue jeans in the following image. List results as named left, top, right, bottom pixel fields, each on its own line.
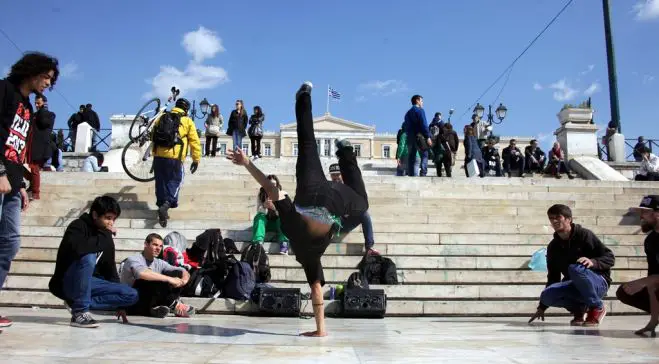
left=528, top=204, right=615, bottom=327
left=328, top=163, right=378, bottom=255
left=403, top=95, right=432, bottom=177
left=0, top=52, right=60, bottom=329
left=48, top=196, right=138, bottom=328
left=226, top=99, right=248, bottom=151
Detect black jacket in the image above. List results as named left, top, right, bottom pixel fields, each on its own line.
left=226, top=110, right=248, bottom=137
left=545, top=223, right=615, bottom=287
left=502, top=146, right=523, bottom=160
left=49, top=213, right=119, bottom=299
left=0, top=79, right=33, bottom=192
left=28, top=107, right=55, bottom=163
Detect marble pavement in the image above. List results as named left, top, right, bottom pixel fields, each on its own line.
left=0, top=308, right=657, bottom=363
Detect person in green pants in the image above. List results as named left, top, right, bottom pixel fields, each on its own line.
left=251, top=174, right=290, bottom=254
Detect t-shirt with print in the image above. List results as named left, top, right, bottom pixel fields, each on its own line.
left=120, top=253, right=184, bottom=287
left=0, top=79, right=33, bottom=192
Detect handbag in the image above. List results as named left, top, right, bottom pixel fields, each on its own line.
left=466, top=159, right=480, bottom=177
left=207, top=125, right=220, bottom=136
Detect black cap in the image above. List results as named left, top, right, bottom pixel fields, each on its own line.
left=329, top=163, right=340, bottom=175
left=631, top=195, right=659, bottom=213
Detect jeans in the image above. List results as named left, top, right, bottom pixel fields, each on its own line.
left=503, top=155, right=525, bottom=176
left=397, top=155, right=420, bottom=176
left=419, top=150, right=428, bottom=176
left=0, top=191, right=21, bottom=291
left=406, top=136, right=421, bottom=177
left=127, top=270, right=182, bottom=316
left=153, top=157, right=184, bottom=208
left=251, top=213, right=288, bottom=243
left=435, top=155, right=452, bottom=177
left=232, top=131, right=243, bottom=151
left=341, top=211, right=375, bottom=249
left=540, top=264, right=609, bottom=313
left=62, top=253, right=138, bottom=314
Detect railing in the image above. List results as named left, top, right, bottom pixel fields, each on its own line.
left=55, top=128, right=112, bottom=153
left=598, top=137, right=657, bottom=162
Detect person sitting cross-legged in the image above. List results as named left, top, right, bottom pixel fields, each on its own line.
left=252, top=174, right=290, bottom=255
left=616, top=195, right=659, bottom=337
left=529, top=204, right=615, bottom=327
left=121, top=233, right=196, bottom=318
left=48, top=196, right=138, bottom=328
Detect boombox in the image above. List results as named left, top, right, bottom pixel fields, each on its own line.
left=258, top=288, right=301, bottom=317
left=342, top=288, right=387, bottom=318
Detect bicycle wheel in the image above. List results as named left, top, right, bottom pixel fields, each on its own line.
left=122, top=138, right=155, bottom=182
left=129, top=97, right=160, bottom=142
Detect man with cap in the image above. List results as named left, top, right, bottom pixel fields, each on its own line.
left=616, top=195, right=659, bottom=337
left=329, top=163, right=378, bottom=255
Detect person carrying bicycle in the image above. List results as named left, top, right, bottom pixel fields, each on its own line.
left=151, top=98, right=201, bottom=227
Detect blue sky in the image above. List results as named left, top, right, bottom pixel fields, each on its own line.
left=1, top=0, right=658, bottom=150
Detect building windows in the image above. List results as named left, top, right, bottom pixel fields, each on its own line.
left=354, top=144, right=362, bottom=157
left=264, top=143, right=272, bottom=157
left=316, top=139, right=321, bottom=154
left=293, top=143, right=298, bottom=157
left=219, top=143, right=227, bottom=155
left=383, top=145, right=391, bottom=158
left=324, top=139, right=331, bottom=156
left=242, top=143, right=249, bottom=156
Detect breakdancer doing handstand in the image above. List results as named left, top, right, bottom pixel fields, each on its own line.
left=227, top=82, right=369, bottom=337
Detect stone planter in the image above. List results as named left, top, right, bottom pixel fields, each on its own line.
left=557, top=108, right=593, bottom=125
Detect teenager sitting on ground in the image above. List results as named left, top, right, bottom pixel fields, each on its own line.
left=252, top=174, right=290, bottom=255
left=81, top=152, right=104, bottom=172
left=635, top=147, right=659, bottom=181
left=529, top=204, right=615, bottom=327
left=49, top=196, right=138, bottom=328
left=524, top=139, right=546, bottom=175
left=328, top=163, right=378, bottom=255
left=227, top=82, right=369, bottom=337
left=121, top=233, right=195, bottom=318
left=546, top=141, right=575, bottom=179
left=616, top=195, right=659, bottom=337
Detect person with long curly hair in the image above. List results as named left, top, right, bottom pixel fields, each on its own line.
left=0, top=52, right=60, bottom=329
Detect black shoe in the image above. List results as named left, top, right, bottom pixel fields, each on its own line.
left=70, top=312, right=99, bottom=328
left=158, top=202, right=170, bottom=228
left=296, top=81, right=313, bottom=100
left=150, top=306, right=170, bottom=318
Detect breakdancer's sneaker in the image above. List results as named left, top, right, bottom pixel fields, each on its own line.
left=296, top=81, right=313, bottom=100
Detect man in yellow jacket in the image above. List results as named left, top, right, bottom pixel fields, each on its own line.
left=151, top=98, right=201, bottom=227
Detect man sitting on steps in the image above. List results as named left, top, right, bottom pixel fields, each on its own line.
left=48, top=196, right=138, bottom=328
left=329, top=163, right=378, bottom=255
left=121, top=233, right=195, bottom=318
left=529, top=204, right=615, bottom=327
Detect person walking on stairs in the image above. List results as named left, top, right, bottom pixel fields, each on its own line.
left=151, top=98, right=201, bottom=228
left=227, top=82, right=369, bottom=337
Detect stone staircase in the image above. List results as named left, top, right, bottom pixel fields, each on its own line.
left=2, top=158, right=658, bottom=316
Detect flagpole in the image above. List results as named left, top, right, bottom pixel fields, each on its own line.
left=326, top=84, right=330, bottom=115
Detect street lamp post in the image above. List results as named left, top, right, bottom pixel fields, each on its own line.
left=602, top=0, right=621, bottom=133
left=189, top=98, right=210, bottom=121
left=473, top=102, right=508, bottom=137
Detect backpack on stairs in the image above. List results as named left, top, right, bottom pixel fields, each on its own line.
left=357, top=255, right=398, bottom=285
left=241, top=243, right=271, bottom=283
left=222, top=259, right=256, bottom=301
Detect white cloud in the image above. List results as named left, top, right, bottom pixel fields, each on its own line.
left=144, top=63, right=229, bottom=100
left=59, top=61, right=80, bottom=79
left=580, top=64, right=595, bottom=75
left=2, top=66, right=9, bottom=77
left=533, top=82, right=543, bottom=91
left=535, top=133, right=551, bottom=142
left=145, top=26, right=229, bottom=99
left=358, top=79, right=408, bottom=96
left=355, top=95, right=367, bottom=103
left=633, top=0, right=659, bottom=21
left=583, top=81, right=601, bottom=96
left=643, top=74, right=656, bottom=84
left=182, top=26, right=225, bottom=63
left=549, top=79, right=579, bottom=102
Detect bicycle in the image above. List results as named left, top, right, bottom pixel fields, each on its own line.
left=121, top=86, right=180, bottom=182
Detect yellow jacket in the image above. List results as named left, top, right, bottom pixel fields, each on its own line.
left=151, top=107, right=202, bottom=163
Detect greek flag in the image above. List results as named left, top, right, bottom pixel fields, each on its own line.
left=328, top=86, right=341, bottom=100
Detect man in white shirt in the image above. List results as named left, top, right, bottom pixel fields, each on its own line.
left=635, top=147, right=659, bottom=182
left=121, top=233, right=195, bottom=318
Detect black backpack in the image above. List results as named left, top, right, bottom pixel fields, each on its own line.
left=152, top=111, right=181, bottom=148
left=182, top=269, right=216, bottom=297
left=347, top=272, right=369, bottom=289
left=240, top=244, right=271, bottom=283
left=357, top=255, right=398, bottom=285
left=222, top=260, right=256, bottom=300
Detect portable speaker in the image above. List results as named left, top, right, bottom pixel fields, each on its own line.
left=342, top=288, right=387, bottom=318
left=258, top=288, right=301, bottom=317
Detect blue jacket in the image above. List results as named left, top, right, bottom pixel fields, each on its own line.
left=404, top=106, right=430, bottom=140
left=464, top=135, right=483, bottom=162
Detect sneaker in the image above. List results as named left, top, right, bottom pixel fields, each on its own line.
left=567, top=173, right=575, bottom=180
left=173, top=301, right=195, bottom=318
left=296, top=81, right=313, bottom=100
left=158, top=202, right=170, bottom=228
left=584, top=306, right=606, bottom=326
left=279, top=242, right=289, bottom=255
left=570, top=312, right=586, bottom=326
left=70, top=312, right=99, bottom=328
left=150, top=306, right=170, bottom=318
left=0, top=316, right=12, bottom=328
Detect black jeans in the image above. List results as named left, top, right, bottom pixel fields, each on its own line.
left=635, top=172, right=659, bottom=181
left=250, top=136, right=262, bottom=157
left=205, top=136, right=218, bottom=156
left=525, top=156, right=545, bottom=173
left=435, top=156, right=452, bottom=177
left=504, top=155, right=525, bottom=176
left=126, top=270, right=183, bottom=316
left=293, top=92, right=368, bottom=218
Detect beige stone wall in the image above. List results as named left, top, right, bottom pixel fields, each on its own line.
left=373, top=139, right=397, bottom=159
left=350, top=138, right=371, bottom=158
